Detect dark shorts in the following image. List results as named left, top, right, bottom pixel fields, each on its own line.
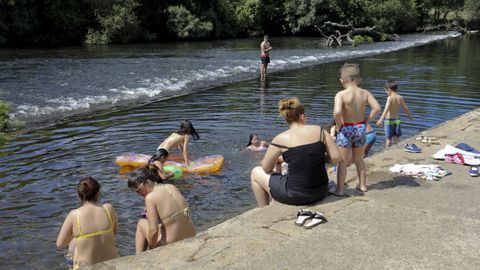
left=384, top=118, right=402, bottom=139
left=150, top=148, right=169, bottom=163
left=268, top=174, right=328, bottom=205
left=261, top=55, right=270, bottom=64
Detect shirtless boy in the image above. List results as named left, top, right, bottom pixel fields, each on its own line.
left=260, top=35, right=272, bottom=81
left=376, top=80, right=413, bottom=148
left=331, top=63, right=380, bottom=195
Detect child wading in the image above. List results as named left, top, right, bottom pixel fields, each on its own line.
left=376, top=80, right=413, bottom=148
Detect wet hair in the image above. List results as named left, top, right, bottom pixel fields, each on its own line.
left=264, top=35, right=269, bottom=39
left=340, top=63, right=361, bottom=82
left=127, top=165, right=162, bottom=190
left=278, top=97, right=305, bottom=124
left=78, top=176, right=100, bottom=202
left=247, top=134, right=258, bottom=146
left=176, top=120, right=200, bottom=140
left=385, top=80, right=398, bottom=91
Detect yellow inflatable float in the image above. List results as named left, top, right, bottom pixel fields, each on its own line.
left=115, top=154, right=224, bottom=174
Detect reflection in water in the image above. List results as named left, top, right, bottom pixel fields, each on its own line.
left=260, top=79, right=270, bottom=114
left=1, top=35, right=480, bottom=269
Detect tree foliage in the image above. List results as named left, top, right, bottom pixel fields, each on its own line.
left=166, top=5, right=213, bottom=39
left=0, top=0, right=477, bottom=47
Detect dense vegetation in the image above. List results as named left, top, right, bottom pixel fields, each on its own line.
left=0, top=100, right=24, bottom=142
left=0, top=0, right=479, bottom=47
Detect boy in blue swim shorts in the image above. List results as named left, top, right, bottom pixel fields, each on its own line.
left=376, top=80, right=413, bottom=148
left=332, top=63, right=380, bottom=196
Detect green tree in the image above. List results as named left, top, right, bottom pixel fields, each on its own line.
left=424, top=0, right=465, bottom=23
left=85, top=0, right=141, bottom=44
left=368, top=0, right=419, bottom=33
left=166, top=5, right=213, bottom=39
left=463, top=0, right=480, bottom=28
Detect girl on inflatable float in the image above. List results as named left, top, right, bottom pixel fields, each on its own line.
left=151, top=120, right=200, bottom=168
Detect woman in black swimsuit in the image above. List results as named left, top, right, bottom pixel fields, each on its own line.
left=250, top=98, right=340, bottom=207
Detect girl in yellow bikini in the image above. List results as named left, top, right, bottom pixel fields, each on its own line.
left=128, top=166, right=196, bottom=254
left=56, top=177, right=119, bottom=268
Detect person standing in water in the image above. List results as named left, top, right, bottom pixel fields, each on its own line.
left=56, top=177, right=119, bottom=268
left=260, top=35, right=272, bottom=81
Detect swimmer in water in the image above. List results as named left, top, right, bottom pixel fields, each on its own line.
left=246, top=134, right=269, bottom=152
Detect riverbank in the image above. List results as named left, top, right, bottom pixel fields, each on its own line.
left=87, top=108, right=480, bottom=269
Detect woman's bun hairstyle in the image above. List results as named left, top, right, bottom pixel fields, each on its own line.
left=278, top=97, right=304, bottom=123
left=78, top=176, right=100, bottom=202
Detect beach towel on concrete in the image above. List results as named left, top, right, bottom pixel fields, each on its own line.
left=389, top=164, right=441, bottom=175
left=389, top=164, right=450, bottom=180
left=433, top=144, right=480, bottom=159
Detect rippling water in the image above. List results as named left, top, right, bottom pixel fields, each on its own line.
left=1, top=34, right=480, bottom=269
left=0, top=32, right=460, bottom=123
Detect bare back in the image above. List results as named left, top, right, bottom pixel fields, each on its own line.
left=335, top=87, right=371, bottom=123
left=71, top=204, right=119, bottom=265
left=159, top=133, right=187, bottom=151
left=385, top=93, right=403, bottom=118
left=149, top=184, right=196, bottom=244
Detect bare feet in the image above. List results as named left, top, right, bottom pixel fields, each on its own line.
left=356, top=185, right=368, bottom=192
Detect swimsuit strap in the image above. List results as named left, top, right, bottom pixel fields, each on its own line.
left=76, top=209, right=85, bottom=235
left=319, top=126, right=324, bottom=143
left=75, top=206, right=114, bottom=240
left=270, top=142, right=289, bottom=149
left=162, top=207, right=190, bottom=223
left=155, top=184, right=174, bottom=196
left=103, top=204, right=114, bottom=228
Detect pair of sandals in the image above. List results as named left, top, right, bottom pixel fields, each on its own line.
left=295, top=209, right=327, bottom=229
left=416, top=135, right=439, bottom=144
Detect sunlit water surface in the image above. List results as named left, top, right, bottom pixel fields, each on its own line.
left=0, top=33, right=479, bottom=268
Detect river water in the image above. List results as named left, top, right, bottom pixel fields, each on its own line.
left=1, top=32, right=479, bottom=269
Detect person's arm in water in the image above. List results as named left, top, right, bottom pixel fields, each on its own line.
left=152, top=161, right=174, bottom=180
left=333, top=92, right=344, bottom=131
left=323, top=129, right=340, bottom=164
left=376, top=96, right=390, bottom=127
left=366, top=91, right=381, bottom=123
left=261, top=139, right=282, bottom=173
left=145, top=194, right=160, bottom=249
left=400, top=96, right=413, bottom=120
left=56, top=211, right=74, bottom=248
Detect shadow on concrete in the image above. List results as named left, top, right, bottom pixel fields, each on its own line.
left=368, top=175, right=420, bottom=191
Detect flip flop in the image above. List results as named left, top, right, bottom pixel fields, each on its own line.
left=422, top=137, right=440, bottom=144
left=303, top=212, right=328, bottom=229
left=295, top=209, right=314, bottom=226
left=416, top=135, right=426, bottom=141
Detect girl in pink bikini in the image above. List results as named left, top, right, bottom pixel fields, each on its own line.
left=246, top=134, right=269, bottom=152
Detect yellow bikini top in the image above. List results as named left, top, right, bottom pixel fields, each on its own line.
left=154, top=184, right=190, bottom=224
left=75, top=205, right=114, bottom=239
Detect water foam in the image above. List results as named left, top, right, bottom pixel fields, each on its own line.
left=10, top=32, right=460, bottom=120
